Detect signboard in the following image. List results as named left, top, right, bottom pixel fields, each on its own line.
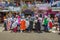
left=35, top=3, right=51, bottom=7
left=8, top=6, right=21, bottom=12
left=52, top=7, right=60, bottom=11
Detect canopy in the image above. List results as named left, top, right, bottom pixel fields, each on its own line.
left=22, top=9, right=34, bottom=15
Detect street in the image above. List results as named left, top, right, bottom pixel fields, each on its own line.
left=0, top=24, right=60, bottom=40
left=0, top=30, right=60, bottom=40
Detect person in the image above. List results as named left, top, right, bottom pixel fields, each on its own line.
left=28, top=16, right=33, bottom=32
left=43, top=16, right=49, bottom=32
left=20, top=16, right=26, bottom=32
left=17, top=16, right=20, bottom=32
left=4, top=16, right=7, bottom=31
left=7, top=16, right=12, bottom=31
left=26, top=18, right=29, bottom=32
left=54, top=16, right=58, bottom=30
left=58, top=14, right=60, bottom=35
left=12, top=17, right=18, bottom=33
left=35, top=19, right=41, bottom=33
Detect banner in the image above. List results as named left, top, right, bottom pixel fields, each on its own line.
left=8, top=6, right=21, bottom=12
left=52, top=7, right=60, bottom=11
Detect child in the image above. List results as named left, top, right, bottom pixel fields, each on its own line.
left=7, top=17, right=12, bottom=31
left=48, top=19, right=53, bottom=29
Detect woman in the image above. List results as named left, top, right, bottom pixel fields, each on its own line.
left=17, top=16, right=20, bottom=32
left=12, top=17, right=17, bottom=32
left=20, top=16, right=26, bottom=32
left=48, top=18, right=53, bottom=29
left=7, top=17, right=12, bottom=31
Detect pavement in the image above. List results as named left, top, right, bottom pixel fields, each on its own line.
left=0, top=24, right=60, bottom=40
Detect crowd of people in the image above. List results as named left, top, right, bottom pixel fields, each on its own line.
left=3, top=13, right=60, bottom=34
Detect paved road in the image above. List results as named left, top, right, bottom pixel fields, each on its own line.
left=0, top=31, right=60, bottom=40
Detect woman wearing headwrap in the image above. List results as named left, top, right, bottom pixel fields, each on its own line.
left=17, top=16, right=20, bottom=32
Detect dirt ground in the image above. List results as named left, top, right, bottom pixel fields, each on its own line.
left=0, top=31, right=60, bottom=40
left=0, top=24, right=60, bottom=40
